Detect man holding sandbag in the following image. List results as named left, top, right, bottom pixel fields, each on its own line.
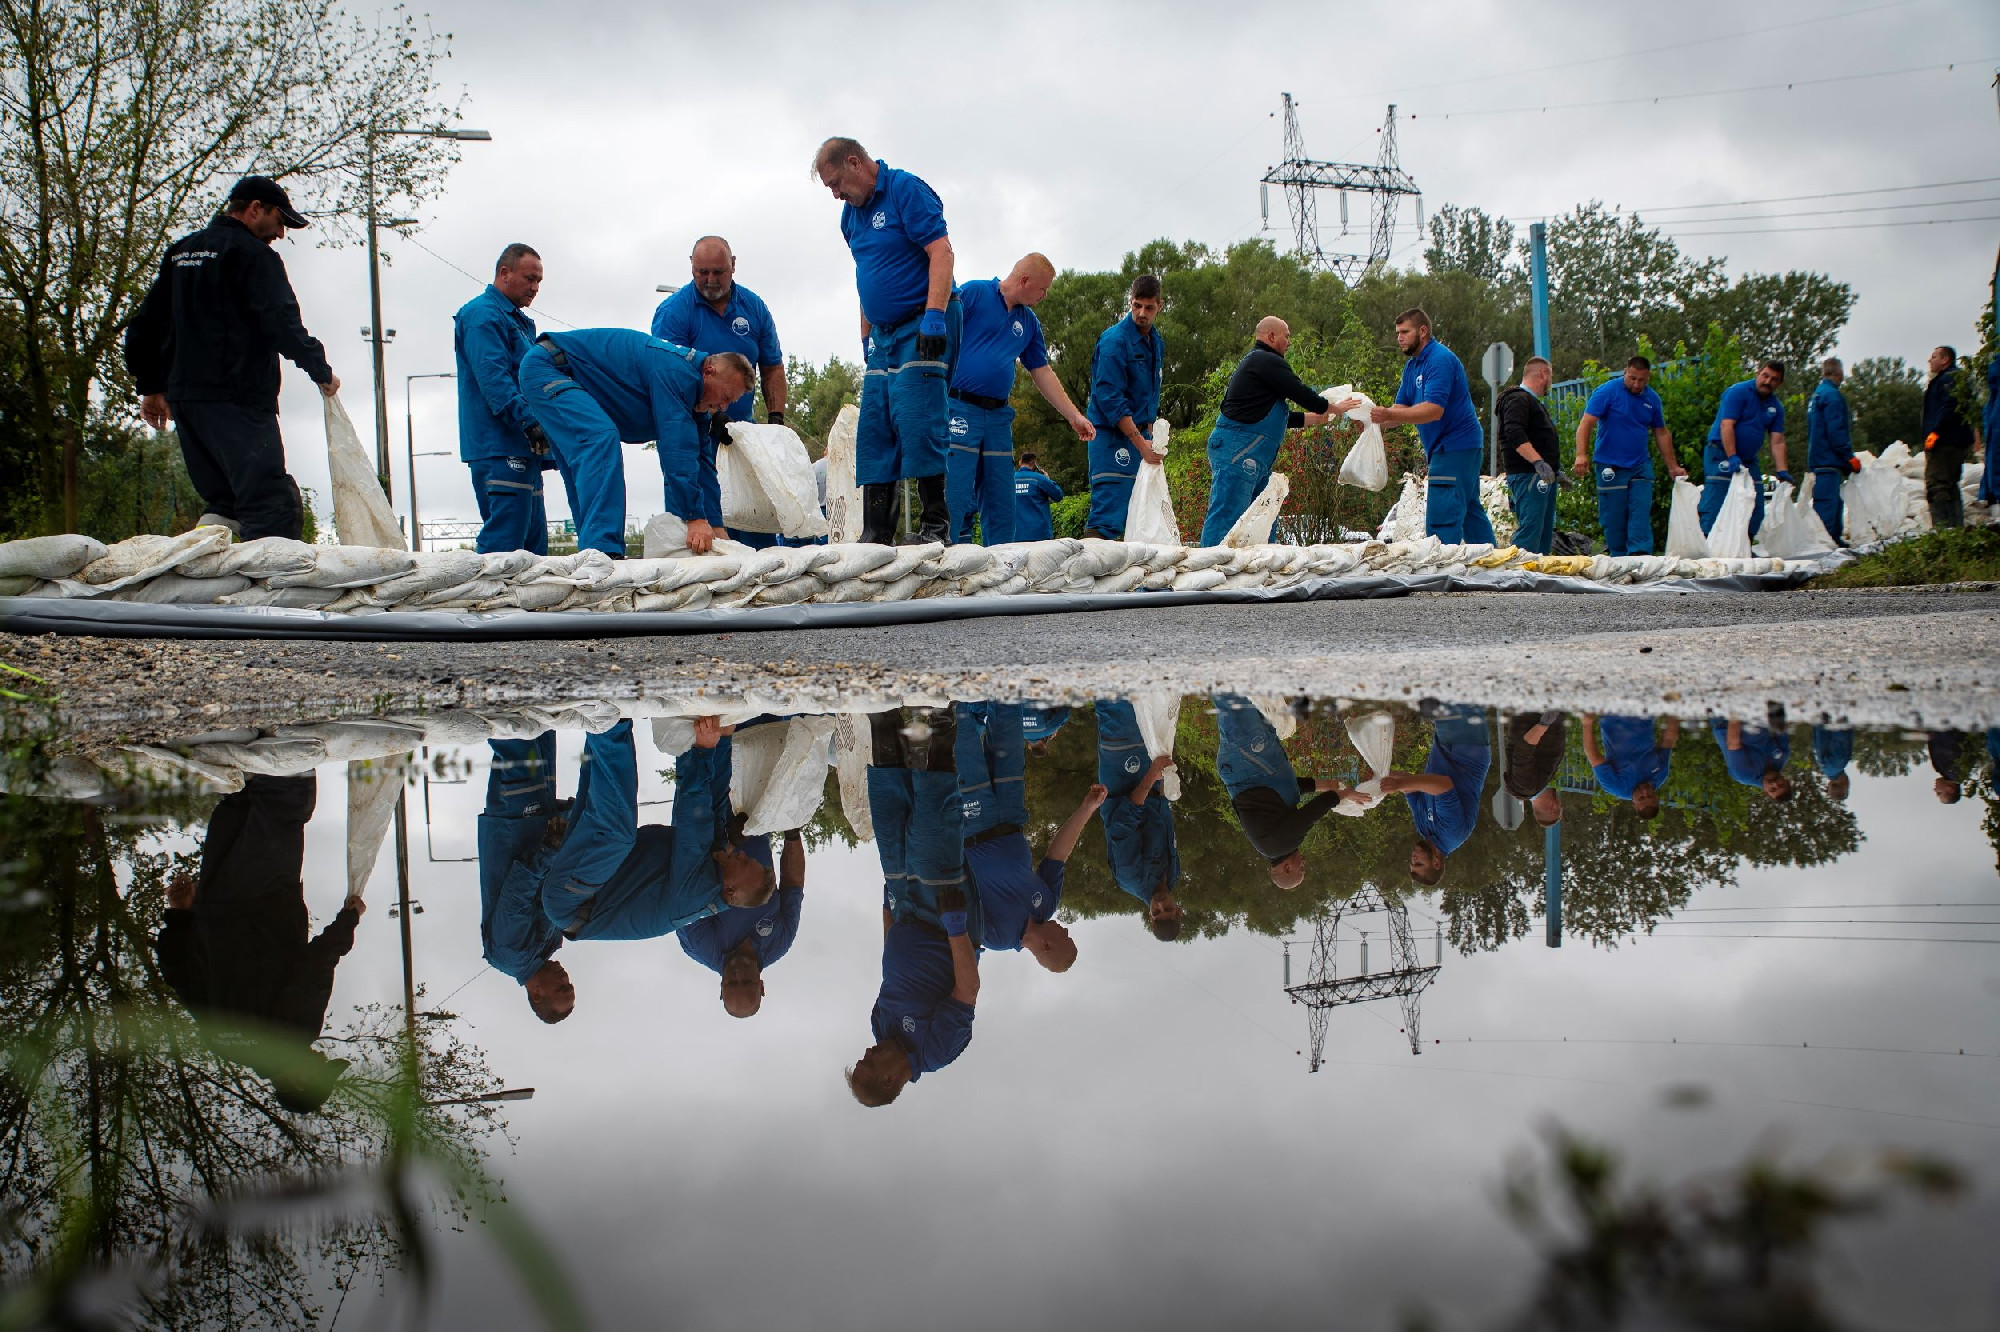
left=1197, top=317, right=1334, bottom=546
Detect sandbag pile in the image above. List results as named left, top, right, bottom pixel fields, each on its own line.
left=1375, top=475, right=1518, bottom=546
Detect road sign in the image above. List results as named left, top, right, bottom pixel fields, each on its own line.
left=1482, top=342, right=1515, bottom=474
left=1481, top=342, right=1515, bottom=387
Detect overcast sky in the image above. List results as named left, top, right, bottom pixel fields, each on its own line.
left=268, top=0, right=2000, bottom=533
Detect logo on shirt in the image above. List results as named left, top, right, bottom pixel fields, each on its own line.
left=1031, top=891, right=1045, bottom=909
left=1250, top=741, right=1265, bottom=753
left=962, top=798, right=982, bottom=820
left=1241, top=458, right=1258, bottom=473
left=1011, top=319, right=1024, bottom=338
left=865, top=336, right=876, bottom=358
left=507, top=457, right=528, bottom=473
left=871, top=211, right=888, bottom=230
left=1114, top=446, right=1132, bottom=467
left=731, top=316, right=751, bottom=338
left=1123, top=754, right=1143, bottom=774
left=948, top=415, right=969, bottom=438
left=755, top=917, right=774, bottom=937
left=901, top=1015, right=917, bottom=1033
left=1764, top=405, right=1777, bottom=420
left=1601, top=467, right=1616, bottom=483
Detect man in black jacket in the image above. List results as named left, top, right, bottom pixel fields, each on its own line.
left=1921, top=346, right=1980, bottom=529
left=154, top=772, right=362, bottom=1112
left=1196, top=317, right=1335, bottom=545
left=123, top=176, right=341, bottom=541
left=1496, top=356, right=1562, bottom=553
left=1213, top=694, right=1363, bottom=890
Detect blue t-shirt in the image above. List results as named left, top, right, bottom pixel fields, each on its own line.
left=952, top=278, right=1048, bottom=400
left=1706, top=380, right=1786, bottom=458
left=840, top=161, right=949, bottom=329
left=676, top=881, right=801, bottom=972
left=649, top=284, right=782, bottom=423
left=968, top=834, right=1065, bottom=950
left=1584, top=379, right=1666, bottom=470
left=870, top=918, right=974, bottom=1080
left=1013, top=469, right=1064, bottom=541
left=1393, top=338, right=1483, bottom=457
left=1405, top=736, right=1490, bottom=854
left=1710, top=721, right=1791, bottom=788
left=1591, top=715, right=1671, bottom=799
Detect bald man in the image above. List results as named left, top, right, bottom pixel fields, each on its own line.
left=946, top=254, right=1094, bottom=544
left=1197, top=317, right=1334, bottom=546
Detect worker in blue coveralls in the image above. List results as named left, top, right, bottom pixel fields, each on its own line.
left=1710, top=718, right=1794, bottom=802
left=478, top=718, right=775, bottom=1023
left=650, top=235, right=789, bottom=549
left=1572, top=356, right=1686, bottom=556
left=1198, top=317, right=1336, bottom=546
left=956, top=701, right=1104, bottom=971
left=1980, top=349, right=2000, bottom=512
left=1084, top=275, right=1166, bottom=539
left=1023, top=700, right=1071, bottom=755
left=1812, top=724, right=1853, bottom=804
left=848, top=707, right=975, bottom=1105
left=677, top=829, right=802, bottom=1019
left=1013, top=453, right=1065, bottom=542
left=813, top=136, right=959, bottom=545
left=1580, top=713, right=1678, bottom=819
left=1699, top=360, right=1790, bottom=539
left=1212, top=694, right=1365, bottom=889
left=1806, top=358, right=1860, bottom=543
left=1380, top=705, right=1492, bottom=887
left=516, top=329, right=755, bottom=557
left=1094, top=699, right=1182, bottom=939
left=948, top=253, right=1095, bottom=545
left=1337, top=309, right=1495, bottom=544
left=455, top=243, right=570, bottom=554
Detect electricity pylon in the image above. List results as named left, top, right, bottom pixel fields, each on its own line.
left=1260, top=97, right=1422, bottom=282
left=1283, top=887, right=1441, bottom=1069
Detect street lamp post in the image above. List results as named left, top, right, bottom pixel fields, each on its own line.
left=423, top=1088, right=537, bottom=1108
left=364, top=125, right=492, bottom=501
left=405, top=371, right=455, bottom=551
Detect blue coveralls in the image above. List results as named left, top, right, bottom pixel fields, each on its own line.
left=516, top=330, right=722, bottom=557
left=1405, top=708, right=1491, bottom=856
left=1094, top=700, right=1180, bottom=904
left=1022, top=703, right=1071, bottom=745
left=1710, top=720, right=1791, bottom=790
left=1982, top=358, right=2000, bottom=507
left=1213, top=694, right=1299, bottom=806
left=1806, top=376, right=1856, bottom=541
left=868, top=762, right=968, bottom=928
left=955, top=703, right=1065, bottom=951
left=1084, top=316, right=1164, bottom=538
left=842, top=161, right=960, bottom=486
left=652, top=282, right=785, bottom=548
left=870, top=918, right=974, bottom=1082
left=455, top=285, right=565, bottom=554
left=947, top=278, right=1049, bottom=544
left=1396, top=339, right=1496, bottom=544
left=1583, top=378, right=1668, bottom=556
left=1700, top=380, right=1785, bottom=538
left=956, top=702, right=1028, bottom=835
left=1013, top=468, right=1064, bottom=541
left=1590, top=715, right=1672, bottom=800
left=477, top=731, right=562, bottom=984
left=677, top=871, right=799, bottom=974
left=1811, top=726, right=1853, bottom=781
left=1199, top=400, right=1291, bottom=547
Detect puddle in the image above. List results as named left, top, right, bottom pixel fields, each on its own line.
left=0, top=694, right=1993, bottom=1329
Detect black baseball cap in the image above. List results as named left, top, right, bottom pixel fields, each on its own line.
left=227, top=175, right=309, bottom=229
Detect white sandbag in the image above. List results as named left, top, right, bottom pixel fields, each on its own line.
left=77, top=526, right=231, bottom=590
left=1091, top=568, right=1148, bottom=595
left=1378, top=474, right=1428, bottom=543
left=1130, top=689, right=1182, bottom=801
left=719, top=421, right=831, bottom=539
left=1327, top=386, right=1389, bottom=492
left=823, top=404, right=865, bottom=545
left=729, top=717, right=835, bottom=835
left=1755, top=481, right=1835, bottom=559
left=641, top=512, right=756, bottom=560
left=923, top=545, right=995, bottom=580
left=1842, top=453, right=1905, bottom=544
left=1065, top=539, right=1142, bottom=579
left=961, top=546, right=1033, bottom=593
left=832, top=713, right=875, bottom=843
left=861, top=543, right=944, bottom=584
left=815, top=542, right=899, bottom=582
left=1706, top=469, right=1757, bottom=559
left=1140, top=567, right=1178, bottom=590
left=111, top=573, right=251, bottom=604
left=117, top=744, right=244, bottom=795
left=323, top=394, right=407, bottom=550
left=346, top=754, right=408, bottom=900
left=1250, top=695, right=1297, bottom=741
left=478, top=550, right=543, bottom=581
left=1333, top=711, right=1395, bottom=817
left=1479, top=475, right=1518, bottom=545
left=177, top=536, right=318, bottom=580
left=1125, top=461, right=1180, bottom=547
left=0, top=576, right=38, bottom=596
left=1172, top=568, right=1226, bottom=592
left=190, top=736, right=327, bottom=778
left=1665, top=477, right=1709, bottom=558
left=368, top=551, right=487, bottom=602
left=217, top=585, right=344, bottom=609
left=271, top=720, right=423, bottom=763
left=749, top=576, right=823, bottom=606
left=267, top=545, right=415, bottom=589
left=0, top=533, right=107, bottom=581
left=634, top=584, right=713, bottom=612
left=1220, top=473, right=1289, bottom=548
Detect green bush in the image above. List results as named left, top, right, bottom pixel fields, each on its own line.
left=1049, top=491, right=1090, bottom=538
left=1812, top=526, right=2000, bottom=588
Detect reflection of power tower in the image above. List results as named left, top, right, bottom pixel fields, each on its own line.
left=1283, top=887, right=1441, bottom=1069
left=1260, top=96, right=1422, bottom=282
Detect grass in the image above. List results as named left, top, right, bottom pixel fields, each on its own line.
left=1811, top=525, right=2000, bottom=588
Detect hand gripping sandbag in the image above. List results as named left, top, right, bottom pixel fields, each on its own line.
left=1125, top=419, right=1181, bottom=547
left=822, top=404, right=865, bottom=544
left=1706, top=469, right=1757, bottom=560
left=1665, top=477, right=1710, bottom=558
left=720, top=422, right=830, bottom=539
left=1130, top=689, right=1182, bottom=802
left=728, top=717, right=834, bottom=835
left=324, top=394, right=407, bottom=550
left=1220, top=472, right=1290, bottom=548
left=1326, top=384, right=1389, bottom=492
left=1334, top=711, right=1395, bottom=817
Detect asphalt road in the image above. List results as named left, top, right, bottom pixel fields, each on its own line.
left=13, top=586, right=2000, bottom=738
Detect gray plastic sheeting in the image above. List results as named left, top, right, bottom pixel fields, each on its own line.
left=0, top=566, right=1813, bottom=642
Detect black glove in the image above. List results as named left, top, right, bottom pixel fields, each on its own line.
left=523, top=421, right=551, bottom=457
left=915, top=334, right=947, bottom=362
left=709, top=414, right=732, bottom=446
left=766, top=410, right=785, bottom=427
left=1533, top=460, right=1556, bottom=486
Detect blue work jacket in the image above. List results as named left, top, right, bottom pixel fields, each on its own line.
left=536, top=328, right=720, bottom=524
left=1086, top=315, right=1163, bottom=432
left=1806, top=378, right=1854, bottom=471
left=454, top=285, right=539, bottom=461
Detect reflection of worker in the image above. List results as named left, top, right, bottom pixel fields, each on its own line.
left=1927, top=730, right=1970, bottom=805
left=1710, top=719, right=1793, bottom=801
left=1095, top=699, right=1181, bottom=938
left=1197, top=318, right=1333, bottom=546
left=1083, top=276, right=1166, bottom=540
left=1382, top=706, right=1491, bottom=886
left=1812, top=725, right=1853, bottom=803
left=1212, top=694, right=1359, bottom=889
left=1023, top=701, right=1071, bottom=754
left=957, top=702, right=1101, bottom=970
left=1504, top=711, right=1567, bottom=829
left=477, top=732, right=566, bottom=1017
left=155, top=773, right=359, bottom=1112
left=1582, top=714, right=1678, bottom=819
left=677, top=831, right=802, bottom=1018
left=849, top=708, right=975, bottom=1105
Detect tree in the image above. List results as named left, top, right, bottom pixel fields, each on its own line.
left=1530, top=202, right=1728, bottom=374
left=1846, top=356, right=1925, bottom=451
left=1694, top=271, right=1857, bottom=382
left=0, top=0, right=466, bottom=539
left=1424, top=203, right=1518, bottom=287
left=781, top=353, right=860, bottom=460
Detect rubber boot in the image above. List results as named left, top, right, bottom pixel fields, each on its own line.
left=903, top=474, right=950, bottom=546
left=860, top=482, right=898, bottom=546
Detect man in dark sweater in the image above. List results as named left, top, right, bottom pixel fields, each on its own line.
left=1197, top=317, right=1336, bottom=545
left=1503, top=712, right=1567, bottom=828
left=1496, top=357, right=1563, bottom=553
left=154, top=772, right=360, bottom=1112
left=1921, top=346, right=1980, bottom=529
left=1213, top=695, right=1362, bottom=889
left=123, top=176, right=340, bottom=541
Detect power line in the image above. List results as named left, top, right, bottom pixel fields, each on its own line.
left=1413, top=54, right=1995, bottom=121
left=1671, top=901, right=2000, bottom=911
left=396, top=230, right=583, bottom=329
left=1653, top=918, right=2000, bottom=926
left=1656, top=213, right=2000, bottom=238
left=1638, top=175, right=2000, bottom=213
left=1650, top=195, right=2000, bottom=226
left=1641, top=931, right=2000, bottom=944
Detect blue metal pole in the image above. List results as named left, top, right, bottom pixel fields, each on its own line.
left=1530, top=221, right=1551, bottom=363
left=1543, top=819, right=1562, bottom=948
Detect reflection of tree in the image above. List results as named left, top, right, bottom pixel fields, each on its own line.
left=1554, top=805, right=1739, bottom=947
left=0, top=787, right=527, bottom=1329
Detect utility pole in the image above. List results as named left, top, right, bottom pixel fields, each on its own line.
left=1283, top=887, right=1442, bottom=1069
left=1260, top=98, right=1422, bottom=281
left=1529, top=222, right=1552, bottom=362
